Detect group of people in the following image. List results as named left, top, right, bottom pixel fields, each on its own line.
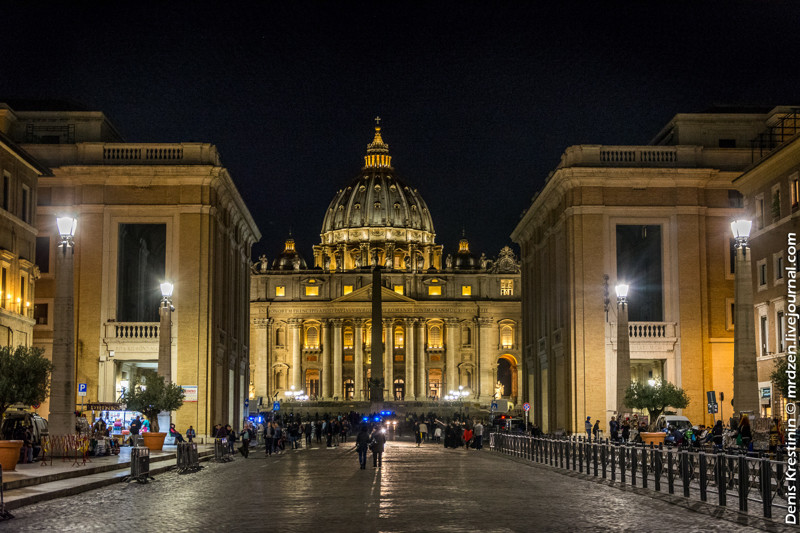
left=413, top=419, right=484, bottom=450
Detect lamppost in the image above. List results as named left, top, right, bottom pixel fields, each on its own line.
left=157, top=281, right=174, bottom=382
left=731, top=219, right=759, bottom=415
left=157, top=281, right=174, bottom=432
left=50, top=216, right=77, bottom=436
left=615, top=283, right=631, bottom=417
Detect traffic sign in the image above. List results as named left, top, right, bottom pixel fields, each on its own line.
left=273, top=402, right=281, bottom=411
left=523, top=402, right=531, bottom=412
left=244, top=399, right=249, bottom=408
left=491, top=401, right=498, bottom=411
left=78, top=383, right=87, bottom=397
left=707, top=402, right=718, bottom=414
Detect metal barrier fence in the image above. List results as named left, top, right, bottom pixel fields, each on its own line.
left=213, top=438, right=233, bottom=462
left=490, top=433, right=797, bottom=522
left=124, top=446, right=153, bottom=483
left=40, top=435, right=92, bottom=466
left=177, top=442, right=202, bottom=473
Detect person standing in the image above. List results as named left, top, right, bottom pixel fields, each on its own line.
left=239, top=425, right=251, bottom=458
left=129, top=416, right=142, bottom=446
left=186, top=425, right=196, bottom=443
left=414, top=422, right=422, bottom=447
left=473, top=420, right=484, bottom=450
left=592, top=420, right=600, bottom=442
left=621, top=418, right=631, bottom=443
left=585, top=416, right=592, bottom=442
left=304, top=422, right=313, bottom=447
left=419, top=421, right=428, bottom=443
left=370, top=425, right=387, bottom=468
left=609, top=417, right=618, bottom=443
left=264, top=422, right=275, bottom=456
left=355, top=425, right=370, bottom=469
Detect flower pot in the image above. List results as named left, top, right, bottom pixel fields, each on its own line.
left=639, top=432, right=666, bottom=446
left=0, top=440, right=24, bottom=471
left=141, top=432, right=167, bottom=451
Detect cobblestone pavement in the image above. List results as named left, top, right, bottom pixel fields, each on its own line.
left=3, top=440, right=790, bottom=532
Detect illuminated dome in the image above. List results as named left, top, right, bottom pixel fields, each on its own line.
left=453, top=235, right=478, bottom=270
left=315, top=120, right=442, bottom=272
left=272, top=237, right=308, bottom=271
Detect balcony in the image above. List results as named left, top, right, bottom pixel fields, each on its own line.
left=610, top=321, right=678, bottom=357
left=103, top=322, right=161, bottom=358
left=559, top=145, right=752, bottom=171
left=24, top=142, right=222, bottom=167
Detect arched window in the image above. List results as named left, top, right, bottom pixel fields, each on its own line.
left=306, top=326, right=319, bottom=349
left=462, top=327, right=471, bottom=345
left=343, top=326, right=354, bottom=349
left=500, top=325, right=513, bottom=348
left=394, top=326, right=404, bottom=348
left=305, top=369, right=320, bottom=398
left=275, top=327, right=285, bottom=347
left=428, top=325, right=442, bottom=348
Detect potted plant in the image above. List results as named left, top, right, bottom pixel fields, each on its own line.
left=624, top=379, right=690, bottom=445
left=0, top=346, right=53, bottom=471
left=121, top=371, right=184, bottom=450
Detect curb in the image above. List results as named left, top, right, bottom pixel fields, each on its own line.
left=3, top=451, right=214, bottom=511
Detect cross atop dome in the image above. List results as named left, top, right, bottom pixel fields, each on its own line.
left=365, top=117, right=391, bottom=168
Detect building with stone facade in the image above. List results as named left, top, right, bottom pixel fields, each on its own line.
left=510, top=108, right=792, bottom=434
left=0, top=101, right=260, bottom=439
left=733, top=109, right=800, bottom=418
left=250, top=124, right=521, bottom=409
left=0, top=106, right=48, bottom=351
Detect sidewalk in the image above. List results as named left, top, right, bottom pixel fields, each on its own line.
left=1, top=444, right=214, bottom=510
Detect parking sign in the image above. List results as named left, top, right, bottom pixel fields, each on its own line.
left=78, top=383, right=87, bottom=397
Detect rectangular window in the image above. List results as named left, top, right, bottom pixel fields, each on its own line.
left=21, top=185, right=30, bottom=223
left=728, top=238, right=737, bottom=276
left=428, top=286, right=441, bottom=296
left=36, top=237, right=50, bottom=274
left=461, top=285, right=472, bottom=296
left=760, top=315, right=768, bottom=356
left=275, top=286, right=285, bottom=297
left=726, top=298, right=735, bottom=330
left=758, top=262, right=767, bottom=286
left=501, top=279, right=514, bottom=296
left=727, top=189, right=743, bottom=208
left=116, top=224, right=166, bottom=322
left=775, top=254, right=784, bottom=280
left=20, top=275, right=25, bottom=306
left=756, top=195, right=765, bottom=229
left=305, top=286, right=319, bottom=296
left=2, top=172, right=9, bottom=211
left=343, top=285, right=353, bottom=295
left=777, top=311, right=785, bottom=353
left=616, top=225, right=663, bottom=321
left=1, top=268, right=6, bottom=308
left=33, top=303, right=48, bottom=325
left=791, top=174, right=800, bottom=207
left=772, top=186, right=781, bottom=221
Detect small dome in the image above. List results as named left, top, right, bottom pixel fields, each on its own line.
left=271, top=237, right=307, bottom=271
left=320, top=121, right=435, bottom=246
left=454, top=236, right=478, bottom=270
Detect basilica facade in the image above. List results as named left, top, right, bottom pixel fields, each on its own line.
left=250, top=124, right=522, bottom=408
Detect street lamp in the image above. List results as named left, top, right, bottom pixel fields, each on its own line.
left=157, top=281, right=174, bottom=431
left=50, top=216, right=77, bottom=436
left=731, top=219, right=759, bottom=415
left=615, top=283, right=631, bottom=418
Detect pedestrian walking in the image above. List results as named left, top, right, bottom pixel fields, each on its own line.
left=355, top=424, right=370, bottom=469
left=414, top=422, right=422, bottom=447
left=419, top=421, right=428, bottom=442
left=473, top=420, right=484, bottom=450
left=370, top=425, right=387, bottom=468
left=585, top=416, right=592, bottom=442
left=186, top=425, right=196, bottom=443
left=239, top=426, right=251, bottom=458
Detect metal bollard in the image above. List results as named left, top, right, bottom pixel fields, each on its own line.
left=565, top=437, right=570, bottom=470
left=601, top=442, right=607, bottom=479
left=698, top=452, right=707, bottom=502
left=760, top=457, right=771, bottom=518
left=592, top=442, right=598, bottom=477
left=610, top=441, right=616, bottom=481
left=681, top=450, right=691, bottom=498
left=738, top=454, right=748, bottom=512
left=717, top=452, right=727, bottom=507
left=667, top=448, right=674, bottom=494
left=578, top=437, right=584, bottom=473
left=620, top=445, right=626, bottom=484
left=631, top=446, right=637, bottom=487
left=654, top=445, right=662, bottom=492
left=641, top=445, right=648, bottom=489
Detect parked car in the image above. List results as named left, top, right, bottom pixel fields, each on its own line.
left=1, top=410, right=49, bottom=454
left=654, top=414, right=692, bottom=431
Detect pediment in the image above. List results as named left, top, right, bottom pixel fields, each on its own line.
left=332, top=283, right=416, bottom=303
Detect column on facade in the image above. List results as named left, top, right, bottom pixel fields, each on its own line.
left=404, top=318, right=416, bottom=400
left=476, top=317, right=493, bottom=399
left=333, top=319, right=343, bottom=399
left=321, top=319, right=331, bottom=399
left=444, top=318, right=459, bottom=393
left=354, top=319, right=364, bottom=400
left=289, top=318, right=302, bottom=390
left=383, top=319, right=394, bottom=398
left=417, top=318, right=426, bottom=399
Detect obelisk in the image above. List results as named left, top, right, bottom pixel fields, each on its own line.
left=370, top=252, right=384, bottom=406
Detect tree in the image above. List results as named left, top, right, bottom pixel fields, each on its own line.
left=769, top=356, right=790, bottom=399
left=121, top=370, right=184, bottom=432
left=624, top=379, right=690, bottom=429
left=0, top=345, right=54, bottom=420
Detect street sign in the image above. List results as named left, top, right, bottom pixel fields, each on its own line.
left=244, top=399, right=249, bottom=408
left=706, top=391, right=717, bottom=404
left=491, top=402, right=498, bottom=411
left=78, top=383, right=87, bottom=397
left=273, top=402, right=281, bottom=411
left=523, top=402, right=531, bottom=412
left=707, top=402, right=718, bottom=414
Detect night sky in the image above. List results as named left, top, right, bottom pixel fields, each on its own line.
left=2, top=2, right=798, bottom=263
